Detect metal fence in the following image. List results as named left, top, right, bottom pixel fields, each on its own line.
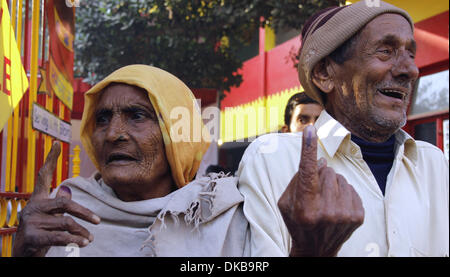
left=1, top=0, right=72, bottom=257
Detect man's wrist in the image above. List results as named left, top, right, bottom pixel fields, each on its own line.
left=289, top=241, right=339, bottom=257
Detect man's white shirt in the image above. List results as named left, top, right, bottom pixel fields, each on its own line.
left=237, top=111, right=449, bottom=257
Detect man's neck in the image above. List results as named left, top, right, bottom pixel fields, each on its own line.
left=325, top=109, right=397, bottom=143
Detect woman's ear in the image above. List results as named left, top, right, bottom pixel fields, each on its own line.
left=311, top=58, right=335, bottom=94
left=281, top=125, right=289, bottom=133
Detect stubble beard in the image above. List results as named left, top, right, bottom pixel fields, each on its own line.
left=360, top=106, right=407, bottom=142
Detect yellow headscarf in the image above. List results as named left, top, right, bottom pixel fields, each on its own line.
left=80, top=64, right=211, bottom=188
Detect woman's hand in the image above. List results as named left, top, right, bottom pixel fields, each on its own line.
left=277, top=125, right=364, bottom=257
left=12, top=142, right=101, bottom=257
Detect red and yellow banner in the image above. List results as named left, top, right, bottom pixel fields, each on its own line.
left=46, top=0, right=75, bottom=110
left=0, top=0, right=29, bottom=131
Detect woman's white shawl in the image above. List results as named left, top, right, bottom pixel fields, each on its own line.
left=45, top=173, right=250, bottom=257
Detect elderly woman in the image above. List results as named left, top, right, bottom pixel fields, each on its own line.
left=13, top=65, right=249, bottom=257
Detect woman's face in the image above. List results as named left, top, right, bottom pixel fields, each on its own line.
left=91, top=83, right=175, bottom=201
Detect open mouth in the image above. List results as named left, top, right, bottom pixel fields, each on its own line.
left=106, top=153, right=137, bottom=164
left=377, top=88, right=405, bottom=100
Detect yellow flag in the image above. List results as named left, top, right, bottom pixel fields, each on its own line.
left=0, top=0, right=29, bottom=131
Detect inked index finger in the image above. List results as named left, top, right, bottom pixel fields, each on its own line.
left=32, top=141, right=61, bottom=200
left=298, top=124, right=319, bottom=190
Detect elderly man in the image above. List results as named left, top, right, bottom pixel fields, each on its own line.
left=237, top=0, right=449, bottom=257
left=281, top=92, right=323, bottom=133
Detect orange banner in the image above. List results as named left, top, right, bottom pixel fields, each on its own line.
left=46, top=0, right=75, bottom=110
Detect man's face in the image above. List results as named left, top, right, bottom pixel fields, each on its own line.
left=327, top=13, right=419, bottom=142
left=288, top=103, right=323, bottom=132
left=91, top=83, right=172, bottom=201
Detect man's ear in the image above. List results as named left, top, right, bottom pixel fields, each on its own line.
left=281, top=125, right=289, bottom=133
left=311, top=58, right=335, bottom=94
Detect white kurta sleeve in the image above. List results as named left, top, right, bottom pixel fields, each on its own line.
left=236, top=134, right=298, bottom=257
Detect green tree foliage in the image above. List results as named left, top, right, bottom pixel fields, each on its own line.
left=75, top=0, right=344, bottom=94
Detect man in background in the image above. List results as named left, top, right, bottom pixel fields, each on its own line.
left=281, top=93, right=323, bottom=133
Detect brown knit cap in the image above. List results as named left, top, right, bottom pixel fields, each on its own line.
left=298, top=0, right=414, bottom=106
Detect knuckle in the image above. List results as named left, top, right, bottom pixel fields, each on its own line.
left=36, top=169, right=49, bottom=183
left=36, top=170, right=44, bottom=180
left=22, top=227, right=36, bottom=242
left=277, top=199, right=287, bottom=213
left=22, top=237, right=37, bottom=251
left=352, top=189, right=362, bottom=199
left=51, top=232, right=66, bottom=245
left=336, top=174, right=348, bottom=184
left=347, top=183, right=358, bottom=193
left=339, top=184, right=354, bottom=199
left=277, top=190, right=292, bottom=208
left=322, top=167, right=336, bottom=176
left=26, top=229, right=47, bottom=248
left=18, top=208, right=31, bottom=222
left=335, top=208, right=352, bottom=222
left=50, top=232, right=61, bottom=244
left=18, top=204, right=40, bottom=224
left=277, top=199, right=294, bottom=221
left=341, top=182, right=352, bottom=191
left=354, top=209, right=365, bottom=223
left=44, top=232, right=55, bottom=246
left=278, top=204, right=293, bottom=220
left=321, top=212, right=338, bottom=224
left=62, top=216, right=76, bottom=230
left=299, top=210, right=320, bottom=226
left=335, top=173, right=344, bottom=178
left=55, top=197, right=68, bottom=209
left=352, top=194, right=364, bottom=209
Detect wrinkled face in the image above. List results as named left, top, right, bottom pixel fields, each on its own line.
left=289, top=103, right=323, bottom=132
left=327, top=14, right=419, bottom=141
left=91, top=83, right=173, bottom=201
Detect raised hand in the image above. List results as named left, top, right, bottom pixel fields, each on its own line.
left=12, top=141, right=101, bottom=257
left=277, top=125, right=364, bottom=257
